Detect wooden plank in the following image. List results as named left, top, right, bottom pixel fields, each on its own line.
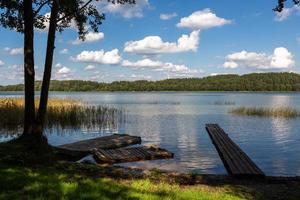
left=209, top=125, right=258, bottom=175
left=206, top=124, right=265, bottom=178
left=92, top=146, right=174, bottom=164
left=214, top=127, right=261, bottom=174
left=58, top=134, right=142, bottom=152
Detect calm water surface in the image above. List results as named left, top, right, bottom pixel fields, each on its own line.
left=1, top=92, right=300, bottom=176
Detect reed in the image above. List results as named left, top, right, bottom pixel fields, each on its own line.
left=214, top=101, right=235, bottom=105
left=230, top=107, right=299, bottom=118
left=0, top=98, right=125, bottom=131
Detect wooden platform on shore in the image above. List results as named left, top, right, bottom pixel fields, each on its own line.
left=206, top=124, right=265, bottom=178
left=58, top=134, right=142, bottom=152
left=92, top=146, right=174, bottom=164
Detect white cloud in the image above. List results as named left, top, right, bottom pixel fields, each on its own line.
left=59, top=48, right=69, bottom=54
left=122, top=58, right=199, bottom=75
left=37, top=12, right=77, bottom=32
left=57, top=66, right=71, bottom=74
left=270, top=47, right=295, bottom=68
left=297, top=37, right=300, bottom=44
left=223, top=47, right=294, bottom=70
left=9, top=47, right=23, bottom=55
left=160, top=12, right=177, bottom=20
left=177, top=8, right=231, bottom=30
left=124, top=30, right=200, bottom=54
left=55, top=63, right=63, bottom=68
left=84, top=65, right=96, bottom=71
left=275, top=5, right=300, bottom=21
left=98, top=0, right=149, bottom=18
left=130, top=74, right=152, bottom=80
left=210, top=73, right=221, bottom=76
left=72, top=49, right=121, bottom=65
left=72, top=32, right=104, bottom=45
left=223, top=61, right=238, bottom=69
left=0, top=60, right=4, bottom=66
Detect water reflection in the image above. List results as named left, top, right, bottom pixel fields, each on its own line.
left=0, top=92, right=300, bottom=176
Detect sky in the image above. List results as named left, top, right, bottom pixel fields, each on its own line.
left=0, top=0, right=300, bottom=85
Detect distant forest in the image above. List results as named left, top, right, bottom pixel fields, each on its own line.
left=1, top=72, right=300, bottom=92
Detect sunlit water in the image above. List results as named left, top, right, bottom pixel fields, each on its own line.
left=1, top=92, right=300, bottom=176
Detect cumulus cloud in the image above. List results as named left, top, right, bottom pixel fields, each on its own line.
left=72, top=49, right=122, bottom=65
left=177, top=8, right=231, bottom=30
left=160, top=12, right=177, bottom=20
left=55, top=63, right=63, bottom=68
left=72, top=32, right=104, bottom=45
left=270, top=47, right=295, bottom=68
left=59, top=48, right=69, bottom=54
left=124, top=30, right=200, bottom=54
left=122, top=58, right=199, bottom=75
left=84, top=65, right=96, bottom=71
left=57, top=66, right=71, bottom=74
left=97, top=0, right=149, bottom=18
left=5, top=47, right=23, bottom=55
left=10, top=48, right=23, bottom=55
left=130, top=74, right=152, bottom=80
left=223, top=47, right=294, bottom=70
left=275, top=5, right=300, bottom=21
left=0, top=60, right=4, bottom=66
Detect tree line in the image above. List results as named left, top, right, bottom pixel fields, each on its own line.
left=1, top=72, right=300, bottom=92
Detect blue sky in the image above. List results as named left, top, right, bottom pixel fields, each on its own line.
left=0, top=0, right=300, bottom=85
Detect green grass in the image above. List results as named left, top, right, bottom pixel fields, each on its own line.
left=0, top=164, right=258, bottom=200
left=0, top=98, right=125, bottom=131
left=230, top=107, right=299, bottom=118
left=0, top=141, right=299, bottom=200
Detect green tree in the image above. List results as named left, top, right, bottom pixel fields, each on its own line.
left=0, top=0, right=135, bottom=141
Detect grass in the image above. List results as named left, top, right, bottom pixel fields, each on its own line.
left=230, top=107, right=299, bottom=118
left=1, top=161, right=300, bottom=200
left=0, top=98, right=125, bottom=131
left=0, top=135, right=299, bottom=200
left=0, top=163, right=263, bottom=200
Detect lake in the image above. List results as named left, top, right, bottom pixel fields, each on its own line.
left=1, top=92, right=300, bottom=176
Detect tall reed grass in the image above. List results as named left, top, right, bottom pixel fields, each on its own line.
left=0, top=98, right=125, bottom=131
left=230, top=107, right=299, bottom=118
left=213, top=101, right=235, bottom=105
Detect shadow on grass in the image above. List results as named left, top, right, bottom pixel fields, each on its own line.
left=0, top=167, right=152, bottom=200
left=0, top=164, right=256, bottom=200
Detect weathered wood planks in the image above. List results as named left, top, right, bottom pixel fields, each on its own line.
left=206, top=124, right=265, bottom=178
left=58, top=134, right=142, bottom=152
left=92, top=146, right=174, bottom=164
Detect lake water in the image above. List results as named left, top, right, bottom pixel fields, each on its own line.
left=1, top=92, right=300, bottom=176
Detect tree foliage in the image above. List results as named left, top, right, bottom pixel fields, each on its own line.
left=1, top=73, right=300, bottom=92
left=0, top=0, right=135, bottom=39
left=0, top=0, right=135, bottom=136
left=274, top=0, right=300, bottom=12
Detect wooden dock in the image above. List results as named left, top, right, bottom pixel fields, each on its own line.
left=206, top=124, right=265, bottom=178
left=92, top=146, right=174, bottom=164
left=58, top=134, right=142, bottom=152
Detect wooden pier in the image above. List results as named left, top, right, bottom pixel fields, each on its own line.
left=58, top=134, right=142, bottom=152
left=58, top=134, right=173, bottom=164
left=206, top=124, right=265, bottom=178
left=93, top=146, right=174, bottom=164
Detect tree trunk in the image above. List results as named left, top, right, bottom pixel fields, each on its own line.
left=35, top=0, right=59, bottom=132
left=23, top=0, right=35, bottom=135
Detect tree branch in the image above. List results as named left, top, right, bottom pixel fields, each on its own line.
left=57, top=0, right=93, bottom=23
left=34, top=0, right=51, bottom=17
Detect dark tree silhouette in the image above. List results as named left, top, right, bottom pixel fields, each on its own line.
left=274, top=0, right=300, bottom=12
left=0, top=0, right=135, bottom=140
